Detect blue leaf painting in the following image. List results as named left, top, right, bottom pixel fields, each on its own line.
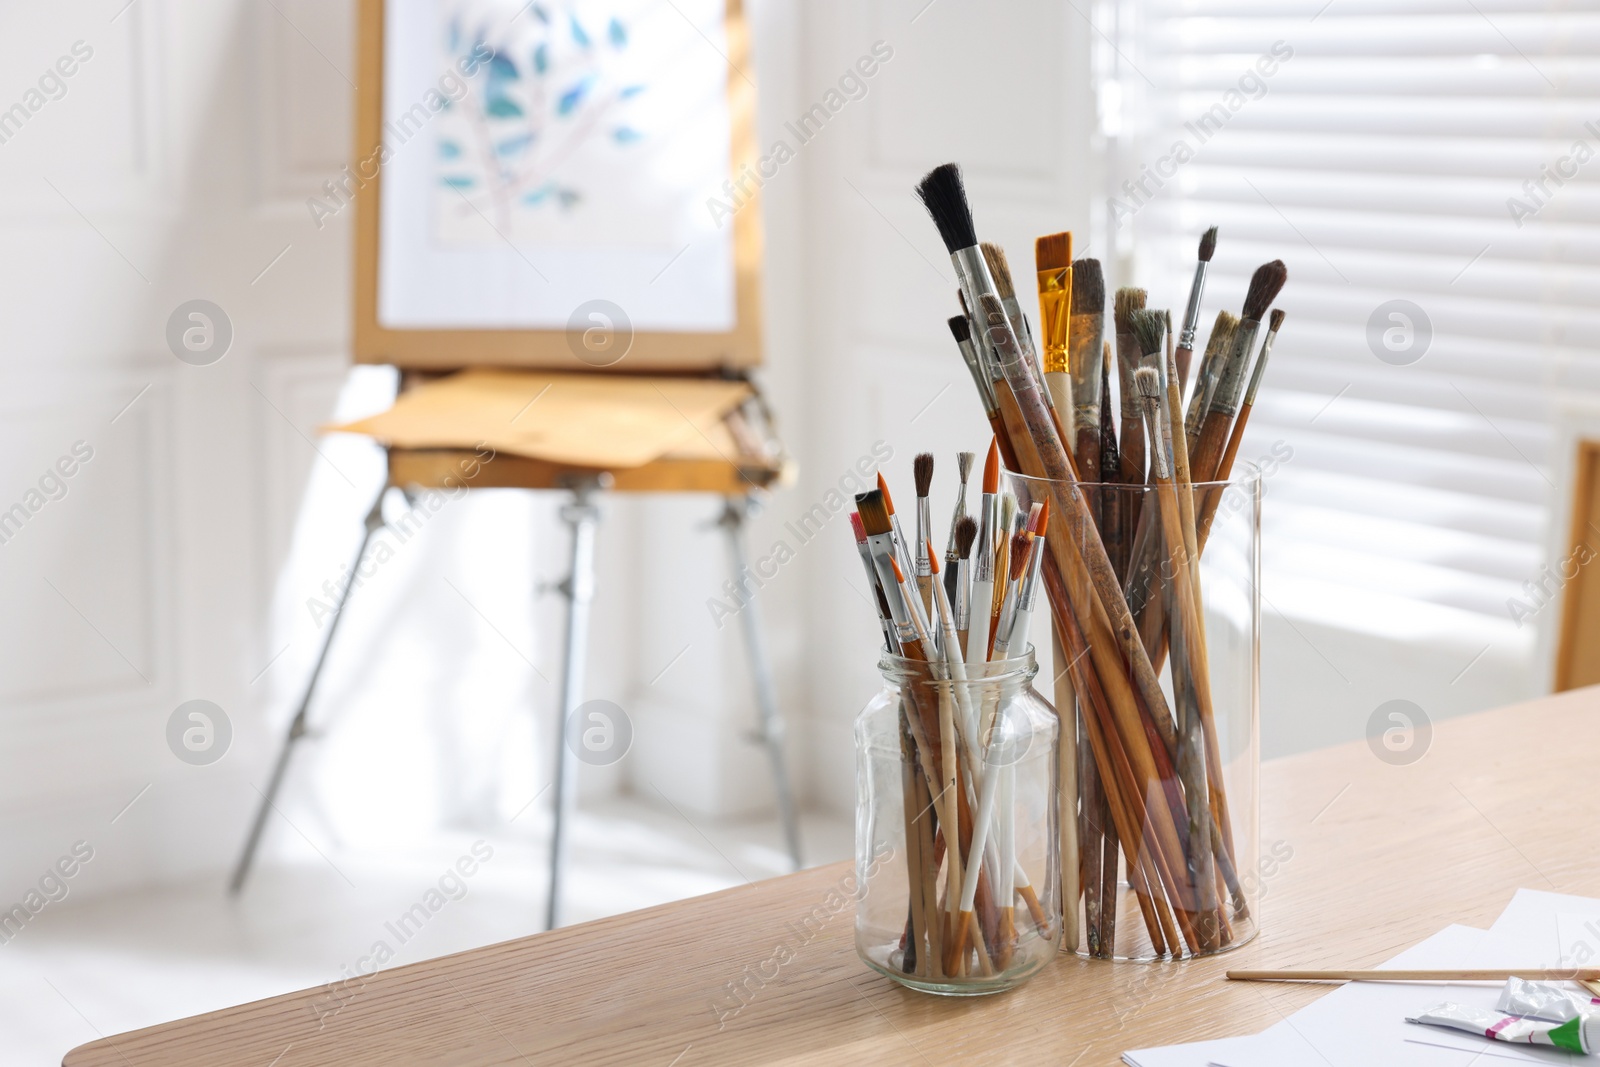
left=486, top=95, right=524, bottom=118
left=441, top=175, right=475, bottom=189
left=489, top=53, right=520, bottom=81
left=557, top=75, right=596, bottom=116
left=612, top=126, right=642, bottom=144
left=619, top=84, right=645, bottom=99
left=496, top=132, right=536, bottom=156
left=609, top=18, right=627, bottom=47
left=570, top=13, right=591, bottom=47
left=439, top=139, right=462, bottom=159
left=533, top=43, right=548, bottom=74
left=530, top=3, right=549, bottom=24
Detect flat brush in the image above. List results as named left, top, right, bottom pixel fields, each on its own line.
left=1176, top=227, right=1217, bottom=394
left=1035, top=232, right=1073, bottom=434
left=965, top=439, right=1000, bottom=666
left=856, top=490, right=922, bottom=658
left=1186, top=310, right=1240, bottom=458
left=913, top=453, right=935, bottom=617
left=1191, top=261, right=1287, bottom=485
left=1068, top=258, right=1105, bottom=478
left=1114, top=288, right=1148, bottom=494
left=851, top=512, right=897, bottom=653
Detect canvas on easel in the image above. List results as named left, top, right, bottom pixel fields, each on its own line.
left=352, top=0, right=763, bottom=371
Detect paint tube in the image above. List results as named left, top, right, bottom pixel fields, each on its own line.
left=1497, top=978, right=1600, bottom=1024
left=1409, top=1001, right=1599, bottom=1055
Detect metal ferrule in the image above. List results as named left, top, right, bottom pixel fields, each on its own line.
left=915, top=498, right=932, bottom=577
left=954, top=557, right=971, bottom=630
left=955, top=333, right=998, bottom=415
left=1243, top=325, right=1280, bottom=408
left=1212, top=318, right=1262, bottom=419
left=855, top=540, right=897, bottom=652
left=1016, top=538, right=1047, bottom=612
left=1036, top=268, right=1071, bottom=376
left=1000, top=294, right=1034, bottom=360
left=888, top=512, right=915, bottom=589
left=994, top=585, right=1020, bottom=658
left=1178, top=261, right=1209, bottom=350
left=1187, top=358, right=1221, bottom=440
left=978, top=298, right=1038, bottom=402
left=972, top=492, right=996, bottom=584
left=869, top=538, right=916, bottom=645
left=952, top=245, right=998, bottom=318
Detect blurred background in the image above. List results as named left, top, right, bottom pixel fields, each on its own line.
left=4, top=0, right=1598, bottom=1061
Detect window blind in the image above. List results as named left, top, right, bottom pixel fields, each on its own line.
left=1099, top=0, right=1600, bottom=647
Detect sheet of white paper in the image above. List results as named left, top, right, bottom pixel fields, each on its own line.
left=1482, top=889, right=1600, bottom=968
left=1212, top=925, right=1575, bottom=1067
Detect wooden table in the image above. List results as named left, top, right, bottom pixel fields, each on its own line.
left=66, top=686, right=1600, bottom=1066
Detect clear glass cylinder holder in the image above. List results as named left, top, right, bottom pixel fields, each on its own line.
left=1005, top=468, right=1261, bottom=962
left=855, top=651, right=1061, bottom=994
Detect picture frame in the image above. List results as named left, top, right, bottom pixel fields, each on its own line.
left=351, top=0, right=762, bottom=371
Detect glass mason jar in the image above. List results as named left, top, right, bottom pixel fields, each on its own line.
left=855, top=650, right=1061, bottom=995
left=1005, top=468, right=1261, bottom=961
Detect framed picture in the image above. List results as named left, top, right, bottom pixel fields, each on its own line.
left=352, top=0, right=762, bottom=370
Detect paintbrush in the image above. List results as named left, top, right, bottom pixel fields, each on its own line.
left=953, top=515, right=977, bottom=653
left=878, top=472, right=918, bottom=596
left=945, top=451, right=974, bottom=571
left=1185, top=310, right=1240, bottom=459
left=1190, top=261, right=1287, bottom=485
left=1200, top=308, right=1285, bottom=545
left=1114, top=288, right=1148, bottom=491
left=996, top=502, right=1047, bottom=658
left=991, top=530, right=1032, bottom=662
left=965, top=440, right=1000, bottom=665
left=1176, top=227, right=1218, bottom=395
left=1068, top=259, right=1105, bottom=478
left=851, top=512, right=897, bottom=653
left=947, top=315, right=997, bottom=421
left=983, top=242, right=1053, bottom=414
left=1035, top=232, right=1074, bottom=434
left=914, top=453, right=935, bottom=617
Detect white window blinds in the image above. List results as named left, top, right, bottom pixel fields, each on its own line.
left=1100, top=0, right=1599, bottom=652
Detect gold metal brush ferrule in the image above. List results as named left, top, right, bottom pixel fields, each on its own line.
left=1036, top=266, right=1072, bottom=376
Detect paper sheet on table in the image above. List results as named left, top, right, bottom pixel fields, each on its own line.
left=1481, top=889, right=1600, bottom=967
left=1125, top=924, right=1579, bottom=1067
left=331, top=370, right=753, bottom=469
left=1214, top=925, right=1579, bottom=1066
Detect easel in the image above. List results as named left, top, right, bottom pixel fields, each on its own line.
left=229, top=390, right=802, bottom=927
left=233, top=0, right=789, bottom=927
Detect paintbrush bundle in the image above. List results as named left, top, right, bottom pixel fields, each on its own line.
left=857, top=162, right=1285, bottom=963
left=850, top=445, right=1064, bottom=993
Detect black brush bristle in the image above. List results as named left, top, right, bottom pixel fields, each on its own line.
left=1242, top=260, right=1288, bottom=322
left=1098, top=353, right=1119, bottom=483
left=947, top=314, right=970, bottom=344
left=855, top=490, right=891, bottom=537
left=1114, top=287, right=1147, bottom=333
left=1198, top=226, right=1218, bottom=263
left=1071, top=258, right=1104, bottom=315
left=1269, top=308, right=1286, bottom=333
left=954, top=515, right=978, bottom=559
left=1129, top=308, right=1166, bottom=357
left=915, top=163, right=977, bottom=254
left=913, top=453, right=934, bottom=497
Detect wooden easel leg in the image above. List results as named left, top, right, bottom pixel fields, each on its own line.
left=229, top=483, right=390, bottom=895
left=545, top=478, right=604, bottom=930
left=717, top=495, right=804, bottom=871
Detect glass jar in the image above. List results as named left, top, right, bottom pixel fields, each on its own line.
left=855, top=650, right=1060, bottom=995
left=1005, top=468, right=1261, bottom=961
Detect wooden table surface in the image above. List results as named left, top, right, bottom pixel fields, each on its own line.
left=66, top=686, right=1600, bottom=1066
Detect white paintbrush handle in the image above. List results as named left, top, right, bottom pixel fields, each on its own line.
left=965, top=579, right=993, bottom=664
